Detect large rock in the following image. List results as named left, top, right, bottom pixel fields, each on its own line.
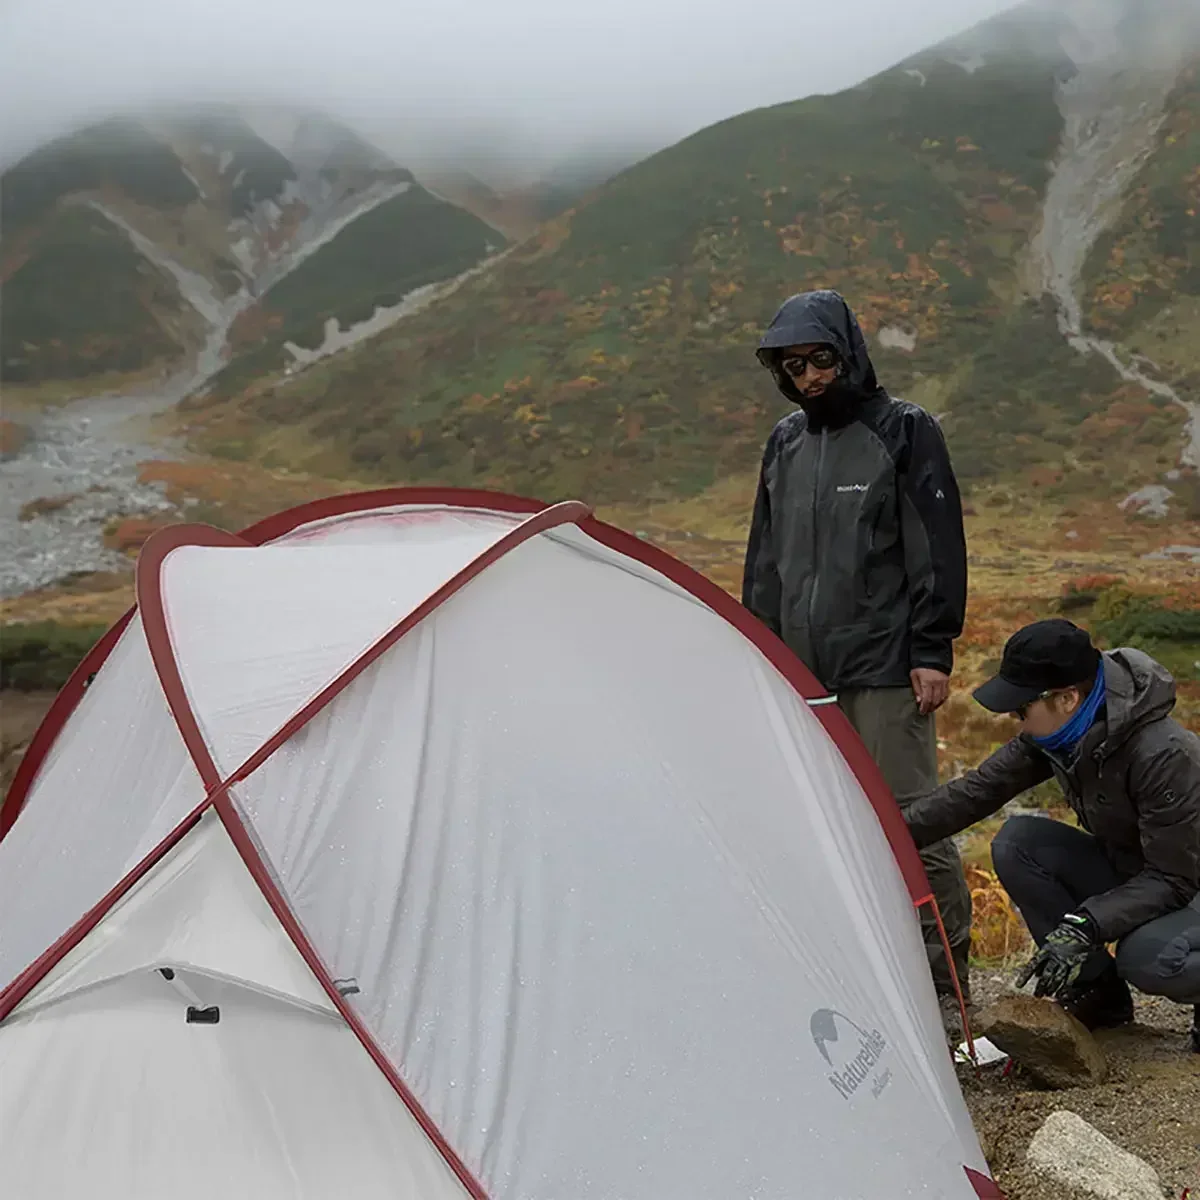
left=975, top=994, right=1107, bottom=1089
left=1026, top=1110, right=1164, bottom=1199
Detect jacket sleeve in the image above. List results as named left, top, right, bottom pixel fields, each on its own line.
left=1078, top=744, right=1200, bottom=942
left=904, top=737, right=1053, bottom=848
left=897, top=411, right=968, bottom=675
left=741, top=433, right=783, bottom=636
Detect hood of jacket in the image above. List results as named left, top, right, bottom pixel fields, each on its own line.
left=1100, top=647, right=1178, bottom=751
left=756, top=290, right=884, bottom=416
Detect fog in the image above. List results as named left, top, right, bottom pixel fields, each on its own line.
left=0, top=0, right=1166, bottom=184
left=0, top=0, right=1025, bottom=180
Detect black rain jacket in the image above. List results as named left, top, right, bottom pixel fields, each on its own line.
left=905, top=649, right=1200, bottom=942
left=741, top=290, right=967, bottom=691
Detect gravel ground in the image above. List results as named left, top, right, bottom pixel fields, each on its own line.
left=962, top=967, right=1199, bottom=1197
left=0, top=389, right=185, bottom=597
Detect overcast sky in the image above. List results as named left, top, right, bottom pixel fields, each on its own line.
left=0, top=0, right=1020, bottom=181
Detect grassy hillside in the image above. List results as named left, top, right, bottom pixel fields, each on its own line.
left=0, top=119, right=199, bottom=385
left=1083, top=61, right=1200, bottom=370
left=0, top=118, right=199, bottom=235
left=0, top=109, right=506, bottom=391
left=183, top=26, right=1071, bottom=495
left=167, top=108, right=298, bottom=219
left=419, top=170, right=583, bottom=241
left=208, top=185, right=506, bottom=395
left=183, top=10, right=1196, bottom=517
left=1, top=206, right=187, bottom=383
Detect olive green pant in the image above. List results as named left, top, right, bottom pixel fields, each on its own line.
left=838, top=686, right=973, bottom=1000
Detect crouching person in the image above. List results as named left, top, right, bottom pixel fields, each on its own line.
left=903, top=618, right=1200, bottom=1051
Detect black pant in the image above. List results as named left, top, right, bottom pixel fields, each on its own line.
left=992, top=814, right=1200, bottom=1004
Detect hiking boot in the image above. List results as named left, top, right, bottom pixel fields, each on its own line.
left=937, top=991, right=973, bottom=1044
left=1059, top=972, right=1134, bottom=1031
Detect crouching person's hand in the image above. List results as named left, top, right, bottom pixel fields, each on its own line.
left=1015, top=912, right=1098, bottom=998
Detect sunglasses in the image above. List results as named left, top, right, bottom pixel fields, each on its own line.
left=780, top=347, right=839, bottom=376
left=1012, top=689, right=1058, bottom=720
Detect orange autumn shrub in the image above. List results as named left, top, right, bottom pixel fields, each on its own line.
left=967, top=865, right=1031, bottom=965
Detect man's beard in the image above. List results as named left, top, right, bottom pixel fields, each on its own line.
left=794, top=379, right=860, bottom=429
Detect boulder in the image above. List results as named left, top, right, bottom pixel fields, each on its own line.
left=975, top=994, right=1106, bottom=1089
left=1026, top=1110, right=1164, bottom=1200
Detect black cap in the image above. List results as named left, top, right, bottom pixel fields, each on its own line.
left=973, top=619, right=1102, bottom=714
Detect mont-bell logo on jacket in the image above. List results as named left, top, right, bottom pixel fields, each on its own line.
left=810, top=1008, right=893, bottom=1101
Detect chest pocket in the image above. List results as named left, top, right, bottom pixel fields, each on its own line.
left=864, top=488, right=894, bottom=556
left=856, top=483, right=902, bottom=606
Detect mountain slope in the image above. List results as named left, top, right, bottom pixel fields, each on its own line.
left=213, top=184, right=505, bottom=396
left=1, top=119, right=202, bottom=383
left=2, top=203, right=196, bottom=383
left=1082, top=59, right=1200, bottom=405
left=0, top=108, right=506, bottom=392
left=187, top=1, right=1198, bottom=520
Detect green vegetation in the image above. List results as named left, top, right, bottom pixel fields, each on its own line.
left=194, top=36, right=1087, bottom=503
left=0, top=622, right=107, bottom=691
left=170, top=109, right=297, bottom=218
left=227, top=142, right=295, bottom=218
left=207, top=185, right=503, bottom=395
left=1, top=206, right=185, bottom=383
left=1092, top=587, right=1200, bottom=683
left=1084, top=64, right=1200, bottom=340
left=936, top=297, right=1183, bottom=484
left=1, top=118, right=198, bottom=233
left=1055, top=580, right=1200, bottom=684
left=262, top=185, right=499, bottom=336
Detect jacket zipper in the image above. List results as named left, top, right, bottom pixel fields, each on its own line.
left=808, top=429, right=826, bottom=679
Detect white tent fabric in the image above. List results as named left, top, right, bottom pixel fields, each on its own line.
left=18, top=812, right=332, bottom=1016
left=0, top=815, right=470, bottom=1200
left=0, top=615, right=202, bottom=1000
left=0, top=499, right=995, bottom=1199
left=163, top=515, right=516, bottom=777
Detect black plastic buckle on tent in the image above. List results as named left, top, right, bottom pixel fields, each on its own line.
left=158, top=967, right=220, bottom=1024
left=333, top=977, right=361, bottom=996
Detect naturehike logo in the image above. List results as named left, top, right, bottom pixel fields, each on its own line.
left=836, top=483, right=869, bottom=493
left=810, top=1008, right=892, bottom=1101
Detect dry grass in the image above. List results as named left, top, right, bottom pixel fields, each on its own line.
left=0, top=365, right=166, bottom=413
left=967, top=863, right=1032, bottom=966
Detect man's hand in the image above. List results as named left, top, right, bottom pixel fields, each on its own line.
left=910, top=668, right=950, bottom=716
left=1015, top=912, right=1097, bottom=998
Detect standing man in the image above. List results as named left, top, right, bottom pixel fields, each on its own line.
left=742, top=289, right=972, bottom=1030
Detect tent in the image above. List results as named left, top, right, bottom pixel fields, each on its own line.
left=0, top=487, right=1004, bottom=1199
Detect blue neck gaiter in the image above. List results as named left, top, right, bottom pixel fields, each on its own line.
left=1032, top=660, right=1106, bottom=756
